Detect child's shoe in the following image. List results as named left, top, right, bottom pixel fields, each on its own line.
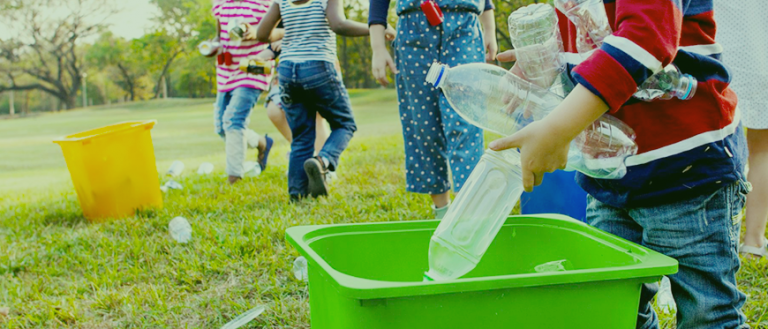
left=304, top=156, right=329, bottom=198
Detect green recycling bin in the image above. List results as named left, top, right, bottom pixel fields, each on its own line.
left=286, top=214, right=678, bottom=329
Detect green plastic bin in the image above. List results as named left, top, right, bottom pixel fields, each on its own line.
left=286, top=214, right=678, bottom=329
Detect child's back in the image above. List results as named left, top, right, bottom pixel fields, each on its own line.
left=279, top=0, right=337, bottom=64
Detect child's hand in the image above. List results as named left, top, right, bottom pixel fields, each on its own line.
left=243, top=24, right=257, bottom=41
left=385, top=24, right=397, bottom=41
left=489, top=119, right=570, bottom=192
left=271, top=40, right=282, bottom=53
left=484, top=34, right=498, bottom=63
left=372, top=50, right=398, bottom=86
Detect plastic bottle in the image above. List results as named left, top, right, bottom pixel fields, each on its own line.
left=424, top=148, right=524, bottom=281
left=634, top=65, right=697, bottom=101
left=507, top=3, right=573, bottom=95
left=657, top=276, right=677, bottom=314
left=553, top=0, right=612, bottom=53
left=425, top=62, right=637, bottom=179
left=197, top=162, right=214, bottom=174
left=422, top=62, right=637, bottom=281
left=198, top=40, right=221, bottom=56
left=239, top=59, right=274, bottom=75
left=167, top=161, right=185, bottom=177
left=228, top=17, right=247, bottom=42
left=169, top=217, right=192, bottom=243
left=293, top=256, right=308, bottom=281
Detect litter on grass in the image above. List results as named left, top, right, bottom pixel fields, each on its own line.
left=167, top=161, right=185, bottom=177
left=220, top=305, right=266, bottom=329
left=198, top=162, right=214, bottom=174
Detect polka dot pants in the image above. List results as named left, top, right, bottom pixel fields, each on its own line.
left=395, top=10, right=485, bottom=195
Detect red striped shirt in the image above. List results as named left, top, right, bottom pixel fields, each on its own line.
left=212, top=0, right=273, bottom=92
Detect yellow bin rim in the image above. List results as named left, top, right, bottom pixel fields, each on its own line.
left=53, top=120, right=157, bottom=145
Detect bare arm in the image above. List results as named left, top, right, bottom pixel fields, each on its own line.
left=270, top=28, right=285, bottom=41
left=256, top=2, right=282, bottom=43
left=369, top=24, right=398, bottom=86
left=326, top=0, right=369, bottom=37
left=479, top=9, right=497, bottom=62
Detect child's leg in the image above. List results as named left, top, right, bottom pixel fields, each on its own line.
left=307, top=62, right=356, bottom=172
left=279, top=76, right=317, bottom=198
left=587, top=197, right=659, bottom=329
left=315, top=113, right=329, bottom=155
left=438, top=12, right=486, bottom=192
left=744, top=128, right=768, bottom=249
left=628, top=182, right=748, bottom=329
left=394, top=13, right=452, bottom=205
left=267, top=101, right=293, bottom=143
left=222, top=87, right=261, bottom=178
left=214, top=91, right=231, bottom=139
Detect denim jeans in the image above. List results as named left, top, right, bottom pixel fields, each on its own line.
left=587, top=180, right=750, bottom=329
left=278, top=60, right=357, bottom=197
left=214, top=87, right=262, bottom=177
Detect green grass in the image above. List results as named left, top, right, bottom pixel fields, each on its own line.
left=1, top=92, right=766, bottom=328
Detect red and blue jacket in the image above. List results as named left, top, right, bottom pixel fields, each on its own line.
left=562, top=0, right=747, bottom=208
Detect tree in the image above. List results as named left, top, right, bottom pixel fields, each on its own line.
left=146, top=0, right=211, bottom=98
left=87, top=32, right=145, bottom=101
left=0, top=0, right=115, bottom=109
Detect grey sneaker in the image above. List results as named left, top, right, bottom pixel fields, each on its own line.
left=304, top=156, right=329, bottom=198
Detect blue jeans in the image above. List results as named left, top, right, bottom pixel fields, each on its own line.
left=214, top=87, right=262, bottom=177
left=587, top=180, right=750, bottom=329
left=278, top=61, right=356, bottom=197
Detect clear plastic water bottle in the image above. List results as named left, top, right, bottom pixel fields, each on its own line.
left=169, top=216, right=192, bottom=243
left=293, top=256, right=308, bottom=281
left=197, top=162, right=214, bottom=175
left=228, top=17, right=247, bottom=42
left=167, top=161, right=185, bottom=177
left=507, top=3, right=568, bottom=91
left=657, top=276, right=677, bottom=314
left=424, top=148, right=524, bottom=281
left=553, top=0, right=612, bottom=53
left=425, top=62, right=637, bottom=179
left=634, top=65, right=697, bottom=101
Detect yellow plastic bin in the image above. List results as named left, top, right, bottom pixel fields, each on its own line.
left=53, top=120, right=163, bottom=221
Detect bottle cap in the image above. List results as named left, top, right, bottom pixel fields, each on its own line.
left=425, top=62, right=448, bottom=89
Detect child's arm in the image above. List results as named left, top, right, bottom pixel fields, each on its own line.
left=369, top=25, right=398, bottom=86
left=490, top=0, right=685, bottom=191
left=256, top=2, right=281, bottom=43
left=479, top=2, right=497, bottom=62
left=326, top=0, right=371, bottom=37
left=490, top=84, right=608, bottom=191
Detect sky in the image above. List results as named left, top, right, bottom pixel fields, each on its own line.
left=0, top=0, right=160, bottom=41
left=105, top=0, right=160, bottom=40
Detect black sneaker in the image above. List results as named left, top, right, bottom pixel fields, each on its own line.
left=304, top=156, right=329, bottom=198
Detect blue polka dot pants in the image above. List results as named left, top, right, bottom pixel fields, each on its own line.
left=395, top=10, right=486, bottom=195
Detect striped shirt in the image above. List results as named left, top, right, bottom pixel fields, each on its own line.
left=557, top=0, right=746, bottom=207
left=278, top=0, right=337, bottom=63
left=212, top=0, right=272, bottom=92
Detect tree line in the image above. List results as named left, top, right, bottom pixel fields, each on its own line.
left=0, top=0, right=535, bottom=115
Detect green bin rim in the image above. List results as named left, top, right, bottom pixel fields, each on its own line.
left=53, top=120, right=157, bottom=144
left=285, top=214, right=679, bottom=300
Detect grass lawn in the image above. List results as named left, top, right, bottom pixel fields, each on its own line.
left=1, top=92, right=766, bottom=328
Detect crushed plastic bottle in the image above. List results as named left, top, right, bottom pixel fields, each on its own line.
left=534, top=259, right=572, bottom=273
left=426, top=62, right=637, bottom=179
left=228, top=17, right=248, bottom=43
left=220, top=305, right=266, bottom=329
left=160, top=179, right=184, bottom=192
left=507, top=3, right=573, bottom=95
left=293, top=256, right=308, bottom=281
left=197, top=162, right=214, bottom=175
left=553, top=0, right=612, bottom=53
left=244, top=161, right=262, bottom=177
left=168, top=216, right=192, bottom=243
left=167, top=161, right=185, bottom=177
left=634, top=65, right=697, bottom=101
left=657, top=276, right=677, bottom=314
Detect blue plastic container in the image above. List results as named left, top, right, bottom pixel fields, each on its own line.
left=521, top=170, right=588, bottom=222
